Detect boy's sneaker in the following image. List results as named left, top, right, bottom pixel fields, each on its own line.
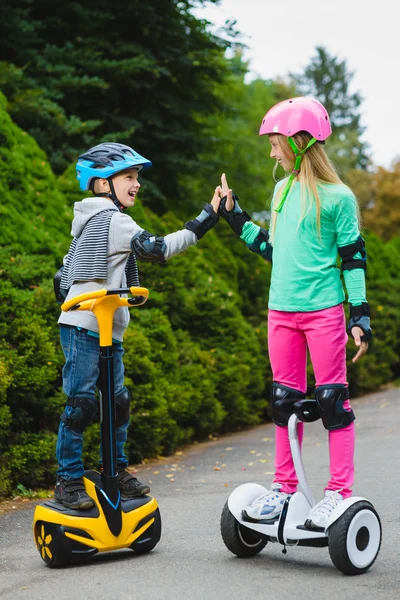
left=118, top=468, right=150, bottom=497
left=242, top=483, right=289, bottom=523
left=54, top=476, right=95, bottom=510
left=306, top=490, right=344, bottom=528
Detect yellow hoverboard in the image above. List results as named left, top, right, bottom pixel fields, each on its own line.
left=33, top=287, right=161, bottom=567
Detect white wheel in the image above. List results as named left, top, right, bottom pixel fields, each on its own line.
left=220, top=501, right=268, bottom=558
left=328, top=501, right=382, bottom=575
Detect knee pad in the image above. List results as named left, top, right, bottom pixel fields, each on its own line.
left=315, top=385, right=355, bottom=430
left=60, top=395, right=98, bottom=433
left=271, top=383, right=306, bottom=427
left=115, top=387, right=131, bottom=427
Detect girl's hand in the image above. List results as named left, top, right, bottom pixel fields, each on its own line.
left=351, top=326, right=369, bottom=362
left=221, top=173, right=234, bottom=211
left=211, top=186, right=222, bottom=213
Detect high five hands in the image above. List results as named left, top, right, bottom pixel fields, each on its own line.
left=210, top=173, right=233, bottom=213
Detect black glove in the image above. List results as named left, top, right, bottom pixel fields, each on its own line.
left=184, top=203, right=219, bottom=240
left=218, top=194, right=251, bottom=236
left=348, top=302, right=372, bottom=342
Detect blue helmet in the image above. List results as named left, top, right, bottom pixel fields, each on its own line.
left=76, top=142, right=152, bottom=191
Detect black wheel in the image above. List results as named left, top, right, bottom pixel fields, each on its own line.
left=328, top=501, right=382, bottom=575
left=130, top=508, right=162, bottom=554
left=220, top=501, right=268, bottom=558
left=34, top=522, right=70, bottom=568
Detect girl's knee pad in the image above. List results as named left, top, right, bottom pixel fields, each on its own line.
left=315, top=385, right=355, bottom=430
left=271, top=383, right=306, bottom=426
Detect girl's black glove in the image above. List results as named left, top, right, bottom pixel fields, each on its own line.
left=348, top=302, right=372, bottom=342
left=219, top=194, right=251, bottom=236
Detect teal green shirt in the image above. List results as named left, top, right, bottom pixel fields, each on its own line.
left=241, top=181, right=366, bottom=312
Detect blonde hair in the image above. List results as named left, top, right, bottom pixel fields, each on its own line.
left=269, top=133, right=344, bottom=243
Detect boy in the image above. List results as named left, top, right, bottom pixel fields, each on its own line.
left=55, top=142, right=221, bottom=509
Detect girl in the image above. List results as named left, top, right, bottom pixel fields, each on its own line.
left=218, top=97, right=372, bottom=528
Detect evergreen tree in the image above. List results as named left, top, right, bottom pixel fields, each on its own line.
left=181, top=51, right=294, bottom=215
left=290, top=46, right=370, bottom=174
left=0, top=0, right=229, bottom=212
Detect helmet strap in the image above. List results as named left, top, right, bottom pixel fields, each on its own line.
left=275, top=136, right=316, bottom=213
left=91, top=178, right=124, bottom=212
left=107, top=178, right=124, bottom=211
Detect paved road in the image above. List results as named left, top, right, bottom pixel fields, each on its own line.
left=0, top=388, right=399, bottom=600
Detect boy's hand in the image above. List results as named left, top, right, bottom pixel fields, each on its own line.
left=351, top=326, right=369, bottom=362
left=211, top=186, right=222, bottom=213
left=221, top=173, right=233, bottom=211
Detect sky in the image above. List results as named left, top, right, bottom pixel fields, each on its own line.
left=194, top=0, right=399, bottom=169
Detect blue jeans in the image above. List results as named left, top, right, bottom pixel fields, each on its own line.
left=56, top=326, right=129, bottom=479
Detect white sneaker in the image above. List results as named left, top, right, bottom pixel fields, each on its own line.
left=242, top=483, right=289, bottom=522
left=308, top=490, right=344, bottom=528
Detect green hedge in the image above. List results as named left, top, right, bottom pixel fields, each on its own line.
left=0, top=92, right=399, bottom=496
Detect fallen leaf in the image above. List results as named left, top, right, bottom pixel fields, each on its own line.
left=213, top=467, right=221, bottom=471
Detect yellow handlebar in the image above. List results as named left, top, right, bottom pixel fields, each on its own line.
left=61, top=287, right=149, bottom=346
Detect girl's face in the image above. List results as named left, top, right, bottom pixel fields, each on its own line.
left=111, top=167, right=141, bottom=208
left=269, top=135, right=294, bottom=172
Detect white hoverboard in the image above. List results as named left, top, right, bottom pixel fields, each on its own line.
left=220, top=400, right=382, bottom=575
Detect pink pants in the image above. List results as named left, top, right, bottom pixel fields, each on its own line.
left=268, top=304, right=355, bottom=498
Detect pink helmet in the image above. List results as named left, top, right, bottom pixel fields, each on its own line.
left=259, top=97, right=332, bottom=141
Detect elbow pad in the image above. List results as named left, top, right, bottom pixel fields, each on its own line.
left=338, top=236, right=367, bottom=271
left=248, top=227, right=273, bottom=261
left=219, top=194, right=251, bottom=236
left=184, top=203, right=219, bottom=240
left=131, top=230, right=167, bottom=263
left=348, top=302, right=372, bottom=342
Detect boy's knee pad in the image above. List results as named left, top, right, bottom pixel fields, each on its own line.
left=315, top=385, right=355, bottom=430
left=60, top=395, right=98, bottom=433
left=115, top=388, right=131, bottom=427
left=271, top=383, right=306, bottom=427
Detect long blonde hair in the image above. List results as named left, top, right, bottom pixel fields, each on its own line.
left=269, top=133, right=343, bottom=243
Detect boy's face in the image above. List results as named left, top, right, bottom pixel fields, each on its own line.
left=109, top=167, right=141, bottom=208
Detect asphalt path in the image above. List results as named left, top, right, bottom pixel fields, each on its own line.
left=0, top=388, right=399, bottom=600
